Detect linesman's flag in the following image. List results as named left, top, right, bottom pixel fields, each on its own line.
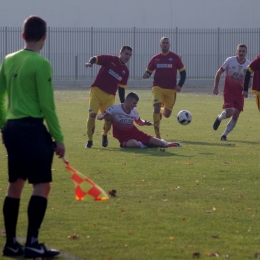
left=63, top=159, right=109, bottom=201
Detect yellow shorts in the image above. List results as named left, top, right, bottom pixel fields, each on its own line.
left=152, top=86, right=177, bottom=111
left=252, top=90, right=260, bottom=112
left=88, top=87, right=115, bottom=114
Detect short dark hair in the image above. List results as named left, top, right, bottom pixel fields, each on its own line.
left=160, top=37, right=170, bottom=43
left=126, top=92, right=139, bottom=101
left=120, top=45, right=133, bottom=53
left=237, top=43, right=247, bottom=50
left=23, top=16, right=47, bottom=42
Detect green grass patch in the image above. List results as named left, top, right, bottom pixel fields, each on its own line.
left=1, top=89, right=260, bottom=260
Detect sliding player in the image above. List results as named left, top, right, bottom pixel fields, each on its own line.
left=97, top=92, right=181, bottom=148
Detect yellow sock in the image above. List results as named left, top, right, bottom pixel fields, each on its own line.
left=153, top=113, right=161, bottom=138
left=103, top=120, right=112, bottom=136
left=87, top=117, right=95, bottom=141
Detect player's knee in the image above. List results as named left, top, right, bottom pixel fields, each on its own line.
left=164, top=113, right=171, bottom=118
left=89, top=113, right=97, bottom=119
left=126, top=139, right=140, bottom=148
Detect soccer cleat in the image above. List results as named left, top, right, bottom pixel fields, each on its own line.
left=85, top=140, right=93, bottom=148
left=24, top=243, right=60, bottom=258
left=213, top=116, right=221, bottom=130
left=220, top=135, right=227, bottom=141
left=2, top=242, right=24, bottom=256
left=102, top=135, right=108, bottom=147
left=168, top=142, right=182, bottom=147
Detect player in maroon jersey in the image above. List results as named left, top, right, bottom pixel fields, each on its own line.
left=244, top=54, right=260, bottom=111
left=143, top=37, right=186, bottom=139
left=84, top=46, right=132, bottom=148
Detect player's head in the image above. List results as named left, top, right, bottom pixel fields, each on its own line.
left=119, top=45, right=132, bottom=64
left=236, top=43, right=247, bottom=59
left=160, top=37, right=171, bottom=53
left=125, top=92, right=139, bottom=109
left=22, top=16, right=46, bottom=44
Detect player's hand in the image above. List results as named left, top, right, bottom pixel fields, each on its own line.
left=175, top=86, right=181, bottom=93
left=103, top=113, right=112, bottom=121
left=242, top=91, right=248, bottom=98
left=213, top=88, right=219, bottom=95
left=85, top=62, right=93, bottom=68
left=54, top=142, right=65, bottom=158
left=144, top=120, right=153, bottom=126
left=143, top=72, right=150, bottom=79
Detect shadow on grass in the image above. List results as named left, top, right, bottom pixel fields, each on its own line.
left=178, top=140, right=236, bottom=146
left=95, top=147, right=192, bottom=157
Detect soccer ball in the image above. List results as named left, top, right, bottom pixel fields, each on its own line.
left=177, top=110, right=192, bottom=125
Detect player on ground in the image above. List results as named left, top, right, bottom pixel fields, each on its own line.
left=97, top=92, right=181, bottom=148
left=243, top=54, right=260, bottom=110
left=85, top=46, right=132, bottom=148
left=143, top=37, right=186, bottom=139
left=0, top=16, right=65, bottom=258
left=213, top=44, right=251, bottom=140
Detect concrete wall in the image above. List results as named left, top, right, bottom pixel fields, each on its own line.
left=1, top=0, right=260, bottom=28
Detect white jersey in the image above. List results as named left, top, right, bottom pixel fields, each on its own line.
left=221, top=56, right=250, bottom=96
left=105, top=104, right=140, bottom=139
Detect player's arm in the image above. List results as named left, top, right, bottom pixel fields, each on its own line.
left=143, top=70, right=153, bottom=79
left=97, top=112, right=112, bottom=121
left=243, top=68, right=253, bottom=98
left=0, top=61, right=7, bottom=131
left=118, top=85, right=126, bottom=103
left=175, top=67, right=186, bottom=92
left=213, top=68, right=224, bottom=95
left=135, top=118, right=153, bottom=126
left=85, top=56, right=97, bottom=68
left=244, top=68, right=253, bottom=92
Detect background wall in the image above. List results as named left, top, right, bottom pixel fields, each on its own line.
left=1, top=0, right=260, bottom=28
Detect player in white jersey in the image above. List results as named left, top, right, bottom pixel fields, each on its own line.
left=212, top=44, right=251, bottom=141
left=97, top=92, right=181, bottom=148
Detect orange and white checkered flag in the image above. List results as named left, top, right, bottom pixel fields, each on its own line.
left=63, top=158, right=109, bottom=201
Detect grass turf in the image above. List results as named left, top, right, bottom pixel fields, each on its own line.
left=1, top=89, right=260, bottom=260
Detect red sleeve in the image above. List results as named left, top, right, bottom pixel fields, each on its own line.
left=147, top=57, right=157, bottom=72
left=176, top=55, right=185, bottom=71
left=249, top=56, right=260, bottom=72
left=96, top=55, right=113, bottom=66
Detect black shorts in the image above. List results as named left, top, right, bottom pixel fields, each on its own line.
left=2, top=117, right=54, bottom=184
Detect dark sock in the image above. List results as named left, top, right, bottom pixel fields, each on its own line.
left=3, top=197, right=20, bottom=245
left=26, top=196, right=47, bottom=245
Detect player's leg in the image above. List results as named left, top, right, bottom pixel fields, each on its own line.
left=24, top=121, right=59, bottom=258
left=255, top=92, right=260, bottom=112
left=148, top=137, right=182, bottom=147
left=2, top=179, right=25, bottom=256
left=101, top=94, right=115, bottom=147
left=163, top=89, right=176, bottom=118
left=213, top=94, right=233, bottom=130
left=152, top=87, right=164, bottom=138
left=86, top=88, right=101, bottom=148
left=2, top=120, right=27, bottom=256
left=221, top=97, right=243, bottom=141
left=125, top=139, right=142, bottom=148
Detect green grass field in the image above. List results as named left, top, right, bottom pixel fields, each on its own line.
left=1, top=89, right=260, bottom=260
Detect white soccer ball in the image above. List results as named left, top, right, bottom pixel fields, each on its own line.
left=177, top=110, right=192, bottom=125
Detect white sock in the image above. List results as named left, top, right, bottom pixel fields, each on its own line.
left=218, top=111, right=227, bottom=121
left=223, top=119, right=237, bottom=136
left=161, top=139, right=168, bottom=147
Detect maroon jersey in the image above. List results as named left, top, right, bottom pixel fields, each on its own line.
left=146, top=51, right=185, bottom=89
left=91, top=55, right=129, bottom=95
left=248, top=55, right=260, bottom=92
